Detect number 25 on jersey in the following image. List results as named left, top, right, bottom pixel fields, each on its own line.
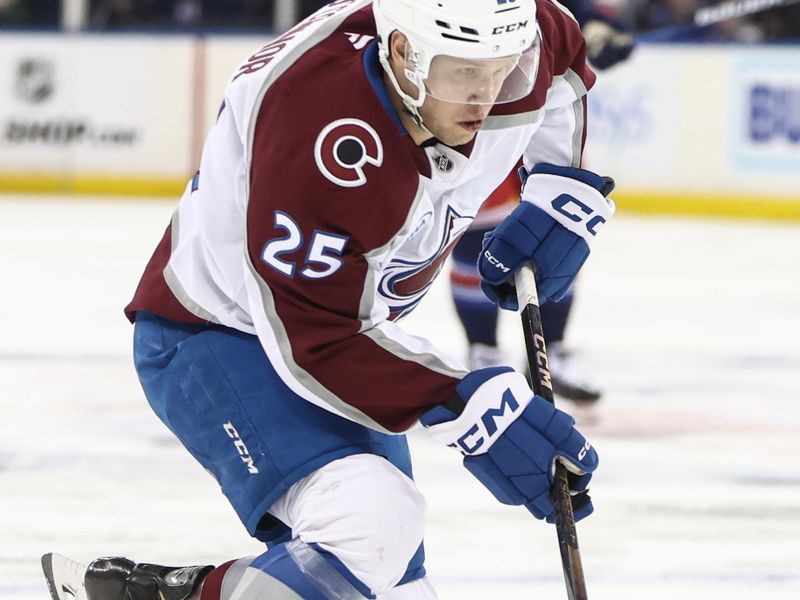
left=261, top=211, right=348, bottom=280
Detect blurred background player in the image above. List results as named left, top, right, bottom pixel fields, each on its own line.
left=449, top=0, right=634, bottom=404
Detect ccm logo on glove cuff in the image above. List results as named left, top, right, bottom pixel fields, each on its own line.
left=424, top=371, right=533, bottom=455
left=577, top=441, right=591, bottom=461
left=551, top=194, right=606, bottom=235
left=522, top=172, right=616, bottom=242
left=455, top=388, right=519, bottom=454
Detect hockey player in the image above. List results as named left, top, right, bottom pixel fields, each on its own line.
left=42, top=0, right=615, bottom=598
left=449, top=0, right=633, bottom=403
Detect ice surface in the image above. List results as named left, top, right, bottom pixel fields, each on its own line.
left=1, top=196, right=798, bottom=599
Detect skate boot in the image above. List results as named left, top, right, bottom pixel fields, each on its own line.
left=547, top=342, right=602, bottom=404
left=467, top=343, right=512, bottom=370
left=42, top=553, right=213, bottom=600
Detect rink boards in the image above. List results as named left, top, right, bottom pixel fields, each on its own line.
left=0, top=32, right=798, bottom=220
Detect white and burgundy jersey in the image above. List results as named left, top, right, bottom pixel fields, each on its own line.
left=125, top=0, right=595, bottom=433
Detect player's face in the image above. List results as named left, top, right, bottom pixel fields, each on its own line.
left=416, top=54, right=518, bottom=146
left=417, top=94, right=493, bottom=147
left=387, top=35, right=522, bottom=146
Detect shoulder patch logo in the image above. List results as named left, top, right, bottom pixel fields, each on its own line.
left=314, top=119, right=383, bottom=188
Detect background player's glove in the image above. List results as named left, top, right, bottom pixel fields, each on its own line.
left=582, top=19, right=635, bottom=70
left=420, top=367, right=598, bottom=523
left=478, top=163, right=615, bottom=310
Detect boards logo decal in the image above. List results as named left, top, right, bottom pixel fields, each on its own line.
left=314, top=118, right=383, bottom=187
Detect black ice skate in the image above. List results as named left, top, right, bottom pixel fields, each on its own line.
left=42, top=553, right=89, bottom=600
left=547, top=343, right=602, bottom=404
left=42, top=553, right=213, bottom=600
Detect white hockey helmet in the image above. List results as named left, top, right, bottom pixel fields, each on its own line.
left=373, top=0, right=541, bottom=114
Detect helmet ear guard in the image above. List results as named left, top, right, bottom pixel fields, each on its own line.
left=378, top=30, right=430, bottom=129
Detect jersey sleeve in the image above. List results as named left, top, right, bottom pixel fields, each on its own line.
left=523, top=0, right=596, bottom=168
left=241, top=87, right=466, bottom=434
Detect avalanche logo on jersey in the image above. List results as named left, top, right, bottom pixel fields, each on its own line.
left=379, top=205, right=471, bottom=320
left=314, top=118, right=383, bottom=188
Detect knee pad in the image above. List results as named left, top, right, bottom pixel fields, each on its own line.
left=268, top=454, right=427, bottom=594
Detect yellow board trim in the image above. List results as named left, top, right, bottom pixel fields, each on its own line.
left=0, top=174, right=186, bottom=197
left=613, top=190, right=800, bottom=222
left=2, top=175, right=800, bottom=221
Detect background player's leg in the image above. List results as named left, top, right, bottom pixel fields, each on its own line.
left=450, top=230, right=601, bottom=401
left=539, top=286, right=573, bottom=345
left=450, top=227, right=504, bottom=368
left=539, top=286, right=602, bottom=403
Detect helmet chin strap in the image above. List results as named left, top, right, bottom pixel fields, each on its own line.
left=378, top=47, right=433, bottom=136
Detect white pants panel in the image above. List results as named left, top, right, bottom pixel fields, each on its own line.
left=268, top=454, right=428, bottom=595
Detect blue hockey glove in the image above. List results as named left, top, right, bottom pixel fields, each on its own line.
left=478, top=163, right=615, bottom=310
left=421, top=367, right=598, bottom=523
left=582, top=20, right=635, bottom=70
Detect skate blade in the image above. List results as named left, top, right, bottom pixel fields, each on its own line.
left=41, top=553, right=88, bottom=600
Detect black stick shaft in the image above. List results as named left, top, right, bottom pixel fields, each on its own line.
left=515, top=265, right=588, bottom=600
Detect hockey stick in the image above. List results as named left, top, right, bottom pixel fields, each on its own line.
left=694, top=0, right=800, bottom=26
left=637, top=0, right=800, bottom=41
left=515, top=265, right=587, bottom=600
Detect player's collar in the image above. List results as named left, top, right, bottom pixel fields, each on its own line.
left=363, top=40, right=408, bottom=135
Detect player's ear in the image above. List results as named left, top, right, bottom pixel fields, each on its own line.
left=388, top=31, right=408, bottom=64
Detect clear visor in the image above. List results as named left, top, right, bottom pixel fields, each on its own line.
left=406, top=38, right=541, bottom=106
